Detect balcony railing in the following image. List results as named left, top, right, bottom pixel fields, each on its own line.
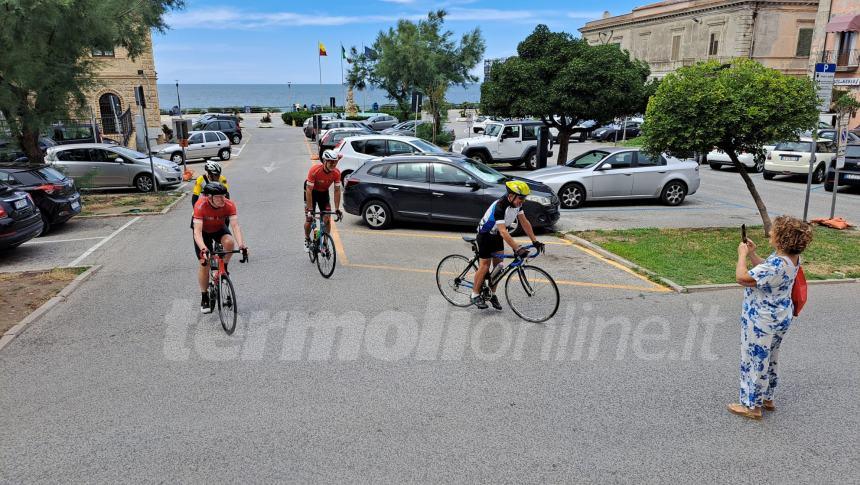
left=816, top=50, right=859, bottom=70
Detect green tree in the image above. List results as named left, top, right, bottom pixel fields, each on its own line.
left=0, top=0, right=184, bottom=164
left=347, top=10, right=484, bottom=141
left=481, top=25, right=650, bottom=165
left=641, top=59, right=818, bottom=235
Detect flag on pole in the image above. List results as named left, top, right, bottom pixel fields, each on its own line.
left=364, top=46, right=376, bottom=58
left=341, top=44, right=347, bottom=59
left=319, top=42, right=327, bottom=56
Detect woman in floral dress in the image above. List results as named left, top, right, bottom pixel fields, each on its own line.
left=729, top=215, right=813, bottom=420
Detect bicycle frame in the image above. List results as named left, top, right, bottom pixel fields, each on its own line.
left=454, top=244, right=540, bottom=294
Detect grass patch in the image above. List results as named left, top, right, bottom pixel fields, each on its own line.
left=0, top=267, right=87, bottom=334
left=80, top=192, right=182, bottom=216
left=575, top=226, right=860, bottom=286
left=616, top=137, right=645, bottom=147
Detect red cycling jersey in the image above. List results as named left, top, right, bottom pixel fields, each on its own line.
left=307, top=164, right=342, bottom=192
left=193, top=197, right=237, bottom=233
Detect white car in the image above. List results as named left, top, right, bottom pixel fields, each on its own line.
left=334, top=134, right=447, bottom=182
left=707, top=144, right=776, bottom=173
left=150, top=130, right=231, bottom=164
left=318, top=120, right=368, bottom=142
left=451, top=120, right=549, bottom=170
left=525, top=148, right=700, bottom=209
left=764, top=138, right=836, bottom=184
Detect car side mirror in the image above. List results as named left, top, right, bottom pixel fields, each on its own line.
left=598, top=163, right=613, bottom=171
left=467, top=181, right=481, bottom=191
left=115, top=157, right=124, bottom=164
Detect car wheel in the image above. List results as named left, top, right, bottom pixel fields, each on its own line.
left=752, top=157, right=765, bottom=173
left=171, top=152, right=184, bottom=164
left=218, top=149, right=231, bottom=161
left=134, top=173, right=155, bottom=193
left=763, top=171, right=775, bottom=180
left=231, top=134, right=241, bottom=145
left=558, top=183, right=585, bottom=209
left=661, top=181, right=687, bottom=206
left=709, top=162, right=721, bottom=170
left=38, top=209, right=51, bottom=236
left=468, top=151, right=488, bottom=164
left=362, top=200, right=392, bottom=229
left=813, top=164, right=826, bottom=184
left=524, top=150, right=538, bottom=170
left=340, top=170, right=353, bottom=184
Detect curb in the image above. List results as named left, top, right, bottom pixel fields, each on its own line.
left=77, top=192, right=186, bottom=219
left=563, top=234, right=687, bottom=293
left=566, top=233, right=860, bottom=293
left=0, top=265, right=102, bottom=353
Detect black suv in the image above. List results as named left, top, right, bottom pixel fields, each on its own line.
left=0, top=164, right=81, bottom=234
left=0, top=182, right=43, bottom=249
left=192, top=119, right=242, bottom=145
left=344, top=154, right=560, bottom=232
left=825, top=143, right=860, bottom=192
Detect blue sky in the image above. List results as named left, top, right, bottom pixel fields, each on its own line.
left=154, top=0, right=646, bottom=84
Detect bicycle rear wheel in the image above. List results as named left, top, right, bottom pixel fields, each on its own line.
left=218, top=275, right=238, bottom=334
left=436, top=254, right=478, bottom=307
left=316, top=233, right=337, bottom=278
left=504, top=265, right=559, bottom=323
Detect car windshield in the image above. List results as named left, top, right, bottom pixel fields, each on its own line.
left=567, top=150, right=610, bottom=168
left=409, top=139, right=444, bottom=153
left=484, top=124, right=503, bottom=137
left=846, top=145, right=860, bottom=157
left=775, top=141, right=812, bottom=152
left=38, top=167, right=66, bottom=182
left=111, top=147, right=149, bottom=159
left=461, top=159, right=507, bottom=184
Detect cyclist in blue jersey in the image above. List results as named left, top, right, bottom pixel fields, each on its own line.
left=471, top=180, right=544, bottom=309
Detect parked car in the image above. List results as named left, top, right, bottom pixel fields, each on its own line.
left=191, top=119, right=242, bottom=144
left=335, top=134, right=448, bottom=182
left=45, top=143, right=182, bottom=192
left=706, top=144, right=777, bottom=173
left=0, top=136, right=57, bottom=164
left=383, top=120, right=456, bottom=138
left=764, top=138, right=835, bottom=183
left=450, top=120, right=550, bottom=170
left=0, top=164, right=81, bottom=234
left=0, top=183, right=43, bottom=249
left=825, top=143, right=860, bottom=191
left=303, top=114, right=339, bottom=139
left=150, top=130, right=231, bottom=164
left=318, top=120, right=369, bottom=141
left=590, top=121, right=642, bottom=142
left=362, top=114, right=399, bottom=131
left=525, top=148, right=700, bottom=209
left=343, top=154, right=560, bottom=232
left=193, top=113, right=240, bottom=126
left=318, top=127, right=373, bottom=158
left=816, top=129, right=860, bottom=144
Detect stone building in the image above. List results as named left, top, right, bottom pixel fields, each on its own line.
left=579, top=0, right=821, bottom=80
left=84, top=32, right=161, bottom=147
left=809, top=0, right=859, bottom=128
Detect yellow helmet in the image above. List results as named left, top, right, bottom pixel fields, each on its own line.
left=505, top=180, right=530, bottom=197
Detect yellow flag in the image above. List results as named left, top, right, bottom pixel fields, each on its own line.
left=319, top=42, right=327, bottom=56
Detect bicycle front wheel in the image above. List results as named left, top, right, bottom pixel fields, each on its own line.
left=308, top=236, right=317, bottom=263
left=505, top=265, right=559, bottom=323
left=218, top=275, right=238, bottom=334
left=316, top=232, right=337, bottom=278
left=436, top=254, right=477, bottom=307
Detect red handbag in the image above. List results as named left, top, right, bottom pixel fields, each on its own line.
left=792, top=265, right=807, bottom=317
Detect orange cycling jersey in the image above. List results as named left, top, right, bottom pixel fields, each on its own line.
left=306, top=164, right=341, bottom=192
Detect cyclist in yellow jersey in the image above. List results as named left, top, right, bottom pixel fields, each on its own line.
left=191, top=161, right=229, bottom=206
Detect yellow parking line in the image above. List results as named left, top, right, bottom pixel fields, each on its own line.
left=330, top=220, right=349, bottom=265
left=568, top=242, right=669, bottom=291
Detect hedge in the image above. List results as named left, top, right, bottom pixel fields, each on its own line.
left=282, top=111, right=314, bottom=126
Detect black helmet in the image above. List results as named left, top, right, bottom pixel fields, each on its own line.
left=202, top=182, right=228, bottom=196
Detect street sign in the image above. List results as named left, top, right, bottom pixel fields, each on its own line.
left=814, top=63, right=837, bottom=112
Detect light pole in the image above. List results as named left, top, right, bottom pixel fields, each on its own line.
left=175, top=80, right=182, bottom=118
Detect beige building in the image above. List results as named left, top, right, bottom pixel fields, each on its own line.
left=809, top=0, right=859, bottom=128
left=84, top=33, right=161, bottom=147
left=579, top=0, right=821, bottom=80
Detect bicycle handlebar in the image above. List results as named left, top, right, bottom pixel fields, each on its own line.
left=306, top=209, right=343, bottom=222
left=491, top=243, right=543, bottom=260
left=202, top=247, right=249, bottom=264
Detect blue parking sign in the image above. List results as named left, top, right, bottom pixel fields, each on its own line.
left=815, top=63, right=836, bottom=73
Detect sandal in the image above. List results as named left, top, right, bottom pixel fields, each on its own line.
left=763, top=400, right=775, bottom=411
left=727, top=403, right=762, bottom=420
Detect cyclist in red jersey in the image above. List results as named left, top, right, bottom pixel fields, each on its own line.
left=193, top=182, right=248, bottom=313
left=304, top=149, right=342, bottom=252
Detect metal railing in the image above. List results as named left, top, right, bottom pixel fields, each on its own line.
left=816, top=49, right=859, bottom=68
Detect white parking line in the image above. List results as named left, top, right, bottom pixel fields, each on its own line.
left=67, top=217, right=140, bottom=267
left=23, top=236, right=105, bottom=245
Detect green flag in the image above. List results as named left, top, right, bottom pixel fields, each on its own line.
left=341, top=44, right=347, bottom=60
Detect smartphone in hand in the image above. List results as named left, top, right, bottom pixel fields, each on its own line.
left=741, top=224, right=747, bottom=243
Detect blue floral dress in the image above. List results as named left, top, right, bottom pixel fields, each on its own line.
left=739, top=253, right=798, bottom=408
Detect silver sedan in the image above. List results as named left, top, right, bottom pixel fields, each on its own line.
left=525, top=148, right=700, bottom=209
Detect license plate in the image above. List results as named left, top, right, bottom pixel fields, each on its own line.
left=847, top=174, right=860, bottom=180
left=14, top=199, right=27, bottom=209
left=781, top=156, right=800, bottom=161
left=71, top=200, right=81, bottom=210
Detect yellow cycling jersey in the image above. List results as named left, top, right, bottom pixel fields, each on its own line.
left=193, top=175, right=229, bottom=196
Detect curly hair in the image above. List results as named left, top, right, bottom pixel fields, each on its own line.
left=771, top=215, right=813, bottom=255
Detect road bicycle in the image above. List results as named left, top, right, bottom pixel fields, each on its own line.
left=436, top=236, right=559, bottom=323
left=203, top=242, right=248, bottom=334
left=307, top=210, right=341, bottom=278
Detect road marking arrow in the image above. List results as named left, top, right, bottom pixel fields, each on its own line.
left=263, top=161, right=278, bottom=173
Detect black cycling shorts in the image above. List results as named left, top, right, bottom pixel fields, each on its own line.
left=476, top=232, right=504, bottom=259
left=193, top=226, right=232, bottom=258
left=310, top=190, right=331, bottom=212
